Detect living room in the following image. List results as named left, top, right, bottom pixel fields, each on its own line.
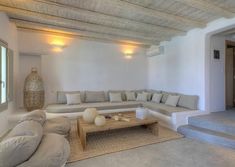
left=1, top=0, right=235, bottom=167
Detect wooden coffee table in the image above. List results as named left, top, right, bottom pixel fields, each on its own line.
left=77, top=112, right=159, bottom=150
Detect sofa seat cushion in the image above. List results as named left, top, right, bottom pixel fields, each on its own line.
left=46, top=101, right=142, bottom=113
left=18, top=133, right=70, bottom=167
left=43, top=117, right=71, bottom=136
left=143, top=102, right=189, bottom=116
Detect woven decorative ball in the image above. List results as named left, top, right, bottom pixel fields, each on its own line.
left=24, top=68, right=44, bottom=111
left=83, top=108, right=98, bottom=123
left=95, top=115, right=106, bottom=126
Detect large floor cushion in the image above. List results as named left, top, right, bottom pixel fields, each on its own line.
left=19, top=110, right=46, bottom=125
left=46, top=101, right=142, bottom=113
left=143, top=102, right=188, bottom=116
left=18, top=133, right=70, bottom=167
left=0, top=121, right=43, bottom=167
left=43, top=117, right=71, bottom=136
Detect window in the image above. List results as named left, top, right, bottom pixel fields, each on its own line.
left=0, top=40, right=8, bottom=111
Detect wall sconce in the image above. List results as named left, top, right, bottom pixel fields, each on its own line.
left=49, top=38, right=67, bottom=53
left=124, top=53, right=133, bottom=59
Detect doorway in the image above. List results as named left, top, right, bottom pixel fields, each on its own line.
left=225, top=41, right=235, bottom=109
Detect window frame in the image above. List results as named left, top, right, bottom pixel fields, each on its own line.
left=0, top=39, right=8, bottom=112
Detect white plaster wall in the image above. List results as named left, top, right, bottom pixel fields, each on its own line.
left=18, top=31, right=148, bottom=104
left=148, top=17, right=235, bottom=112
left=148, top=30, right=205, bottom=110
left=0, top=13, right=19, bottom=135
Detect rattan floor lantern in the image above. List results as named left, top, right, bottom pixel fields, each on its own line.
left=24, top=68, right=44, bottom=111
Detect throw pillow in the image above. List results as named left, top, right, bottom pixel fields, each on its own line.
left=136, top=93, right=148, bottom=101
left=142, top=92, right=152, bottom=101
left=165, top=95, right=180, bottom=107
left=66, top=93, right=81, bottom=105
left=109, top=93, right=122, bottom=102
left=85, top=91, right=106, bottom=103
left=125, top=91, right=136, bottom=101
left=151, top=93, right=163, bottom=103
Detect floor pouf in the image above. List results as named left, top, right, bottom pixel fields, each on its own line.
left=18, top=133, right=70, bottom=167
left=43, top=117, right=71, bottom=136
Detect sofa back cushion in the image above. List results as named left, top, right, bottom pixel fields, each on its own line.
left=85, top=91, right=106, bottom=103
left=19, top=110, right=46, bottom=125
left=0, top=121, right=43, bottom=167
left=57, top=91, right=81, bottom=104
left=178, top=95, right=199, bottom=110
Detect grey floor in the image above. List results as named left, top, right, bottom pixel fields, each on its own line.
left=66, top=138, right=235, bottom=167
left=191, top=110, right=235, bottom=126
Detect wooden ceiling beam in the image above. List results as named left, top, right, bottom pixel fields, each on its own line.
left=0, top=5, right=163, bottom=43
left=174, top=0, right=235, bottom=18
left=33, top=0, right=184, bottom=36
left=80, top=0, right=206, bottom=28
left=11, top=19, right=160, bottom=46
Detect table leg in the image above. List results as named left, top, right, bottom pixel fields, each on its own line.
left=147, top=122, right=158, bottom=136
left=80, top=128, right=86, bottom=150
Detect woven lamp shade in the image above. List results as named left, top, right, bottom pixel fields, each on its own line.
left=24, top=68, right=44, bottom=111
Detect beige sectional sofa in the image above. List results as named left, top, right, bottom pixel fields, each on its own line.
left=46, top=90, right=199, bottom=118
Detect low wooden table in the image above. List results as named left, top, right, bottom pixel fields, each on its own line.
left=77, top=112, right=159, bottom=150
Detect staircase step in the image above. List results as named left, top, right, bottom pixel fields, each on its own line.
left=178, top=125, right=235, bottom=149
left=188, top=115, right=235, bottom=136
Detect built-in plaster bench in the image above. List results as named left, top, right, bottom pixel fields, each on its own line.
left=45, top=90, right=207, bottom=130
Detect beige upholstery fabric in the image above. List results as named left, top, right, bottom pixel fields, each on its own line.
left=109, top=93, right=123, bottom=102
left=151, top=93, right=163, bottom=103
left=143, top=92, right=152, bottom=101
left=46, top=101, right=142, bottom=113
left=161, top=91, right=178, bottom=103
left=165, top=95, right=180, bottom=107
left=136, top=93, right=148, bottom=101
left=57, top=91, right=80, bottom=104
left=178, top=94, right=198, bottom=110
left=43, top=117, right=71, bottom=136
left=125, top=91, right=136, bottom=101
left=18, top=133, right=70, bottom=167
left=0, top=121, right=43, bottom=167
left=85, top=91, right=106, bottom=103
left=108, top=90, right=126, bottom=101
left=19, top=110, right=46, bottom=125
left=66, top=93, right=81, bottom=105
left=143, top=102, right=188, bottom=116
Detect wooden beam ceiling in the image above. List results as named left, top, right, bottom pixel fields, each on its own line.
left=174, top=0, right=235, bottom=18
left=0, top=0, right=234, bottom=46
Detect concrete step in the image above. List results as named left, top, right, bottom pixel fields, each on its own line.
left=178, top=125, right=235, bottom=149
left=188, top=115, right=235, bottom=136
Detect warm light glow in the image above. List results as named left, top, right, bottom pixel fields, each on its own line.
left=50, top=39, right=65, bottom=47
left=125, top=54, right=133, bottom=59
left=121, top=45, right=137, bottom=59
left=52, top=47, right=63, bottom=53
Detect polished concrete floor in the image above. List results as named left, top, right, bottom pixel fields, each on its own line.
left=66, top=138, right=235, bottom=167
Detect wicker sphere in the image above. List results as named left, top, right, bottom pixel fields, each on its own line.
left=24, top=68, right=44, bottom=111
left=83, top=108, right=98, bottom=123
left=95, top=115, right=106, bottom=126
